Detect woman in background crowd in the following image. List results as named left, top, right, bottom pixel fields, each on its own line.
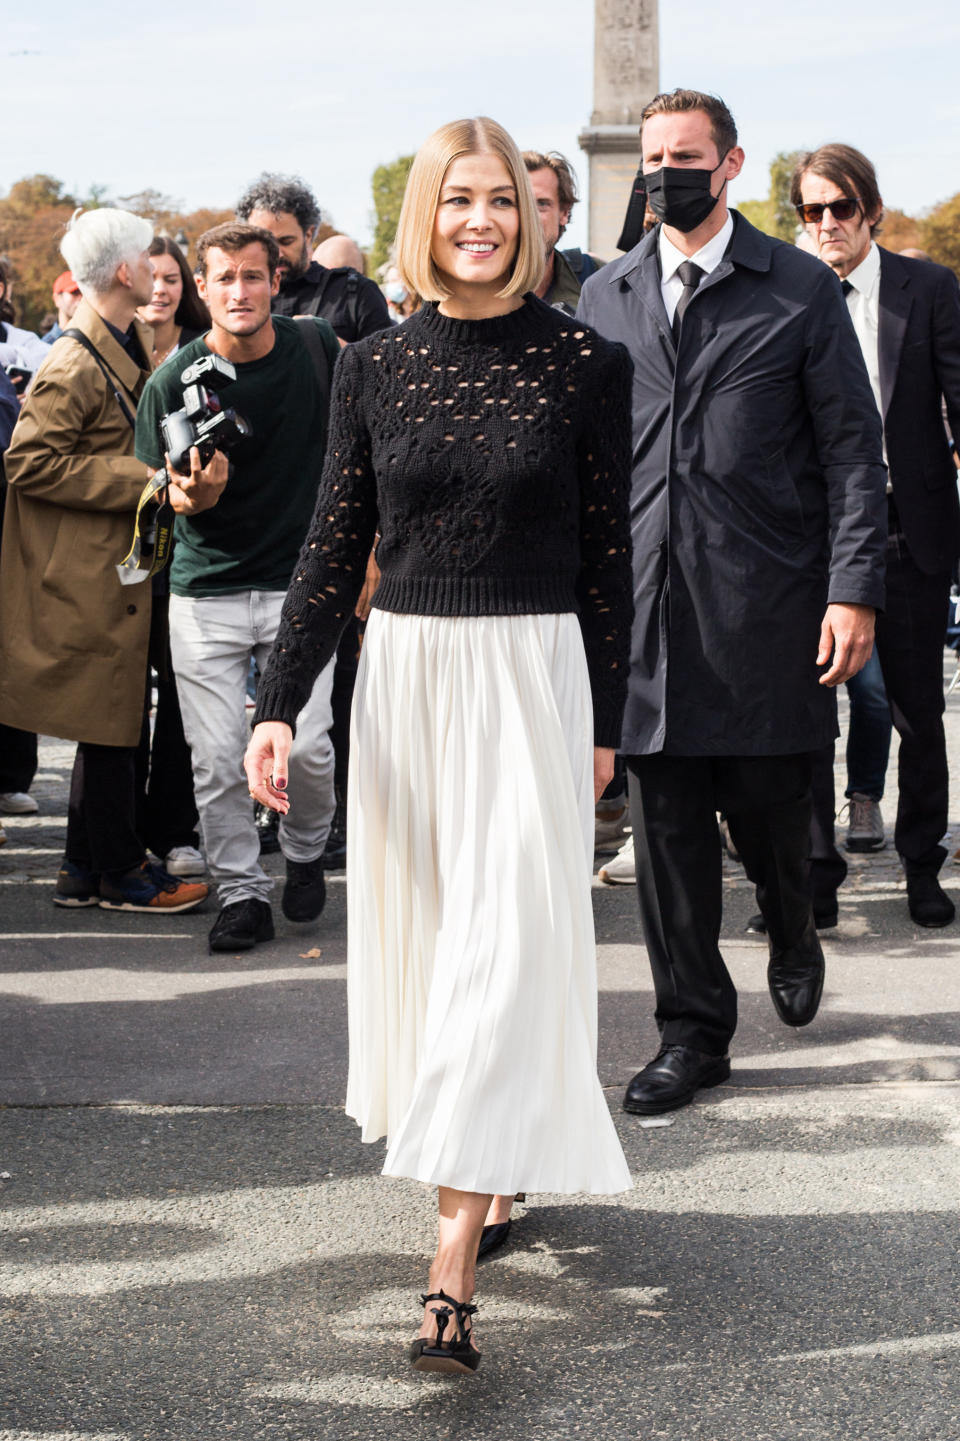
left=133, top=238, right=211, bottom=877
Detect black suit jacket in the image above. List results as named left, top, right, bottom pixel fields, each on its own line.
left=879, top=246, right=960, bottom=574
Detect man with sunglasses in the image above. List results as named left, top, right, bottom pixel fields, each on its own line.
left=578, top=90, right=888, bottom=1116
left=792, top=144, right=960, bottom=928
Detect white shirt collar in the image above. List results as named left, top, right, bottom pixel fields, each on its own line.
left=842, top=240, right=880, bottom=297
left=659, top=212, right=735, bottom=283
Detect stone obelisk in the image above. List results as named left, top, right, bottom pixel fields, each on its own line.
left=579, top=0, right=660, bottom=257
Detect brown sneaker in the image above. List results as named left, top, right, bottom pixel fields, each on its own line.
left=99, top=860, right=208, bottom=913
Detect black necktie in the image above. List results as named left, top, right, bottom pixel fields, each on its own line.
left=841, top=279, right=853, bottom=296
left=673, top=261, right=704, bottom=343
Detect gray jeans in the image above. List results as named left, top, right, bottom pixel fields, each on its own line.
left=169, top=590, right=336, bottom=907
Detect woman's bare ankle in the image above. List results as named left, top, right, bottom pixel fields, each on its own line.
left=483, top=1193, right=515, bottom=1227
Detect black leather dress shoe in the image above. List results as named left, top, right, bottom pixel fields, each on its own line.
left=767, top=920, right=825, bottom=1027
left=906, top=872, right=955, bottom=928
left=477, top=1219, right=511, bottom=1260
left=746, top=900, right=838, bottom=934
left=623, top=1045, right=731, bottom=1115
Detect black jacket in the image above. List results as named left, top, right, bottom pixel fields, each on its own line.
left=578, top=212, right=887, bottom=758
left=272, top=262, right=391, bottom=342
left=878, top=246, right=960, bottom=574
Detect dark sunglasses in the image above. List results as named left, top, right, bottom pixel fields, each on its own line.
left=796, top=197, right=861, bottom=224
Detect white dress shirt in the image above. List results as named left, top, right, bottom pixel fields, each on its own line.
left=842, top=241, right=883, bottom=415
left=658, top=213, right=734, bottom=326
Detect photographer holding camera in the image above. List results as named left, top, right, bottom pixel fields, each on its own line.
left=134, top=222, right=340, bottom=953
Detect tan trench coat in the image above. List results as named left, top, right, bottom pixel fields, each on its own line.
left=0, top=300, right=154, bottom=747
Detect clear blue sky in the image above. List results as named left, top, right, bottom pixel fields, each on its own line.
left=5, top=0, right=959, bottom=254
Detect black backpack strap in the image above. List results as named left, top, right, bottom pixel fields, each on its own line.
left=61, top=327, right=136, bottom=429
left=294, top=316, right=331, bottom=398
left=346, top=268, right=360, bottom=342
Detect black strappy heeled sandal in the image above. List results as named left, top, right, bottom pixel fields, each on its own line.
left=409, top=1289, right=481, bottom=1375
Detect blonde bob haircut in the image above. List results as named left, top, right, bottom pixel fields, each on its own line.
left=395, top=116, right=544, bottom=303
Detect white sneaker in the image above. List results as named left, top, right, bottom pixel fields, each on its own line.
left=164, top=845, right=207, bottom=876
left=0, top=791, right=39, bottom=814
left=598, top=833, right=636, bottom=885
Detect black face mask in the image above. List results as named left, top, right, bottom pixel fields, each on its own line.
left=644, top=155, right=728, bottom=233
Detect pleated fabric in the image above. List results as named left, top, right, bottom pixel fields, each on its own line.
left=344, top=610, right=632, bottom=1196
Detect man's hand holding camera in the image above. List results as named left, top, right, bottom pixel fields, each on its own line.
left=160, top=445, right=229, bottom=515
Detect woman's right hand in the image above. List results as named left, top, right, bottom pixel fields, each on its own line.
left=244, top=721, right=293, bottom=815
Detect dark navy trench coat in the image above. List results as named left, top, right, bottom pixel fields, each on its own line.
left=578, top=212, right=887, bottom=758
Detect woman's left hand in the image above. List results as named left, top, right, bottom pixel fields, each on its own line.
left=244, top=721, right=293, bottom=815
left=594, top=746, right=615, bottom=803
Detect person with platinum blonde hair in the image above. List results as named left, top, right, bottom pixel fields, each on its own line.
left=60, top=207, right=155, bottom=299
left=0, top=207, right=210, bottom=918
left=244, top=115, right=634, bottom=1376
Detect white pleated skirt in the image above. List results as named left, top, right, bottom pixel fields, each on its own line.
left=344, top=610, right=632, bottom=1196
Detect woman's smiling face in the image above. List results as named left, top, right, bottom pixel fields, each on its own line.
left=431, top=150, right=520, bottom=297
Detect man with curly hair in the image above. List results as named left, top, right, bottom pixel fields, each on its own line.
left=236, top=172, right=389, bottom=343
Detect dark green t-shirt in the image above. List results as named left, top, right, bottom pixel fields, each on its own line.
left=134, top=316, right=339, bottom=596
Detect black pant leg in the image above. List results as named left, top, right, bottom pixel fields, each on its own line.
left=719, top=754, right=815, bottom=951
left=134, top=593, right=199, bottom=858
left=626, top=753, right=736, bottom=1056
left=874, top=536, right=951, bottom=873
left=65, top=741, right=144, bottom=876
left=0, top=722, right=38, bottom=793
left=807, top=742, right=848, bottom=901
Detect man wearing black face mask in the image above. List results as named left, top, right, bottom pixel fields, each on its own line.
left=578, top=89, right=888, bottom=1114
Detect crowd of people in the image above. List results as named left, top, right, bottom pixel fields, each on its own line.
left=1, top=87, right=959, bottom=1377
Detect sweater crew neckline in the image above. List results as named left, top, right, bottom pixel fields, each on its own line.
left=412, top=296, right=556, bottom=345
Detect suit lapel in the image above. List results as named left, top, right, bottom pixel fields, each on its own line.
left=878, top=249, right=911, bottom=420
left=622, top=247, right=675, bottom=358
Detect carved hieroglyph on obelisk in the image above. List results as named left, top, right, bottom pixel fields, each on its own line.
left=579, top=0, right=660, bottom=258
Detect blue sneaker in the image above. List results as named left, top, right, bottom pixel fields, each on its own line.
left=53, top=859, right=100, bottom=908
left=99, top=860, right=208, bottom=914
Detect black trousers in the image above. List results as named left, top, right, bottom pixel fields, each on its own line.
left=626, top=751, right=814, bottom=1056
left=809, top=531, right=950, bottom=876
left=65, top=741, right=144, bottom=875
left=876, top=532, right=950, bottom=872
left=0, top=722, right=37, bottom=793
left=134, top=593, right=199, bottom=858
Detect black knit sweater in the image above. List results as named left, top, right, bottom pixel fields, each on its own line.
left=254, top=294, right=634, bottom=747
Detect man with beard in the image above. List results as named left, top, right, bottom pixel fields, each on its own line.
left=236, top=173, right=389, bottom=343
left=523, top=151, right=602, bottom=312
left=236, top=175, right=389, bottom=871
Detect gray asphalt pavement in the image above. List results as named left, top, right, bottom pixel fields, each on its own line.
left=2, top=678, right=959, bottom=1440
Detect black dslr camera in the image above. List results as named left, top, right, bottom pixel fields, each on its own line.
left=161, top=353, right=251, bottom=472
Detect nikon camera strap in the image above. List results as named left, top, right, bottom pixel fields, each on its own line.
left=61, top=329, right=174, bottom=586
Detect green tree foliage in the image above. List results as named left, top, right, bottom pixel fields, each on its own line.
left=920, top=193, right=960, bottom=276
left=369, top=155, right=414, bottom=275
left=768, top=150, right=805, bottom=242
left=736, top=198, right=774, bottom=235
left=736, top=151, right=805, bottom=240
left=0, top=176, right=79, bottom=329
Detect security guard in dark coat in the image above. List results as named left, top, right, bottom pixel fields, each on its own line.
left=578, top=89, right=887, bottom=1115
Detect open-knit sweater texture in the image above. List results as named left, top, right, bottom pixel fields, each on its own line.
left=254, top=293, right=634, bottom=747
